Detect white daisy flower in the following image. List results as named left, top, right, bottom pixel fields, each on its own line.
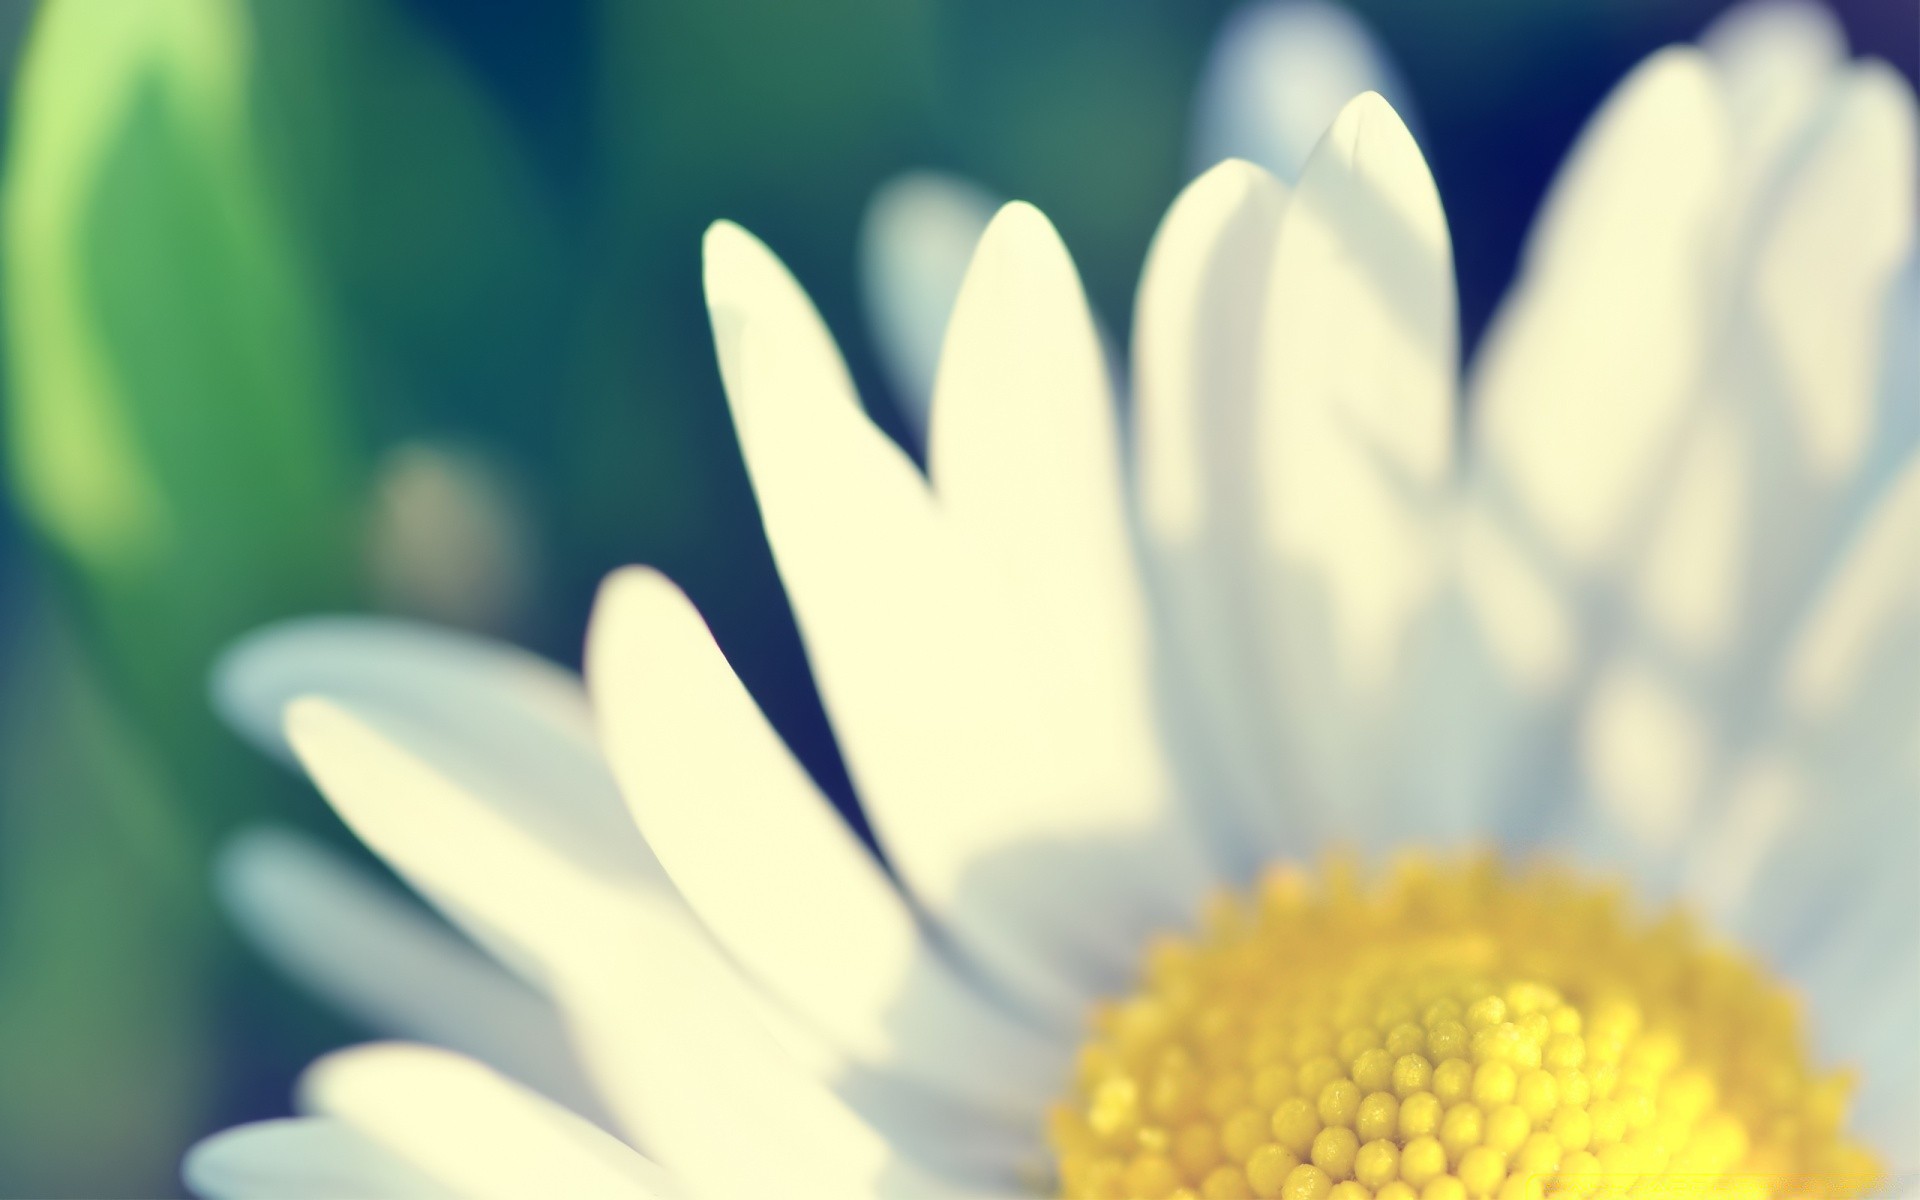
left=188, top=4, right=1917, bottom=1197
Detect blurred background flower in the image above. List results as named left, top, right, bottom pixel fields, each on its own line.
left=0, top=0, right=1908, bottom=1194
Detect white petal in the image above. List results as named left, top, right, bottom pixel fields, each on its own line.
left=1779, top=458, right=1920, bottom=738
left=1744, top=63, right=1916, bottom=481
left=1464, top=50, right=1915, bottom=868
left=1452, top=52, right=1732, bottom=850
left=1252, top=91, right=1457, bottom=839
left=585, top=566, right=1066, bottom=1124
left=217, top=827, right=607, bottom=1126
left=1875, top=254, right=1920, bottom=459
left=285, top=699, right=972, bottom=1198
left=707, top=218, right=1205, bottom=1022
left=1575, top=64, right=1916, bottom=864
left=1131, top=157, right=1293, bottom=868
left=859, top=171, right=1000, bottom=444
left=220, top=620, right=665, bottom=977
left=300, top=1044, right=677, bottom=1199
left=216, top=618, right=593, bottom=772
left=1701, top=0, right=1846, bottom=190
left=1470, top=49, right=1731, bottom=569
left=184, top=1118, right=449, bottom=1200
left=1628, top=63, right=1916, bottom=664
left=1189, top=1, right=1412, bottom=182
left=1678, top=460, right=1920, bottom=1157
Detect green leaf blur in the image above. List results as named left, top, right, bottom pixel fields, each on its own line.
left=4, top=0, right=359, bottom=774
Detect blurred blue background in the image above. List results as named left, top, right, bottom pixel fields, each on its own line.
left=0, top=0, right=1910, bottom=1193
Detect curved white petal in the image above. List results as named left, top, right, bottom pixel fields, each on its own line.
left=217, top=618, right=663, bottom=982
left=1470, top=50, right=1731, bottom=570
left=1252, top=91, right=1457, bottom=840
left=1189, top=0, right=1412, bottom=182
left=284, top=698, right=973, bottom=1198
left=706, top=218, right=1205, bottom=1023
left=300, top=1044, right=677, bottom=1199
left=586, top=566, right=1067, bottom=1124
left=184, top=1118, right=450, bottom=1200
left=859, top=172, right=1000, bottom=444
left=1132, top=158, right=1293, bottom=869
left=215, top=618, right=591, bottom=772
left=217, top=826, right=607, bottom=1126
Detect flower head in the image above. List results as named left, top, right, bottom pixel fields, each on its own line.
left=189, top=6, right=1917, bottom=1197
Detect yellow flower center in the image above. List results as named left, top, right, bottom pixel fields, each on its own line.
left=1048, top=854, right=1881, bottom=1200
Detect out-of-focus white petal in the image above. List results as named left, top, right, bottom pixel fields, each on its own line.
left=300, top=1044, right=677, bottom=1199
left=184, top=1118, right=449, bottom=1200
left=215, top=618, right=597, bottom=776
left=706, top=218, right=1205, bottom=1024
left=216, top=618, right=661, bottom=983
left=1875, top=254, right=1920, bottom=458
left=1558, top=62, right=1917, bottom=872
left=586, top=566, right=1066, bottom=1124
left=284, top=699, right=977, bottom=1199
left=1252, top=91, right=1456, bottom=840
left=1724, top=459, right=1920, bottom=1166
left=1745, top=64, right=1916, bottom=481
left=217, top=827, right=607, bottom=1127
left=1458, top=43, right=1915, bottom=878
left=1189, top=0, right=1412, bottom=182
left=1778, top=460, right=1920, bottom=746
left=1627, top=62, right=1916, bottom=670
left=859, top=172, right=1000, bottom=444
left=1132, top=158, right=1292, bottom=869
left=1453, top=52, right=1731, bottom=849
left=1471, top=49, right=1730, bottom=570
left=1700, top=0, right=1846, bottom=191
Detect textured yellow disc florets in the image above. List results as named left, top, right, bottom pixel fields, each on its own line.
left=1049, top=854, right=1880, bottom=1200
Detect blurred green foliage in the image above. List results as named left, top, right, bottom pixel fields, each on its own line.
left=0, top=586, right=201, bottom=1197
left=1, top=2, right=363, bottom=1192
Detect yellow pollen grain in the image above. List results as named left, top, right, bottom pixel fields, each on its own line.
left=1048, top=853, right=1881, bottom=1199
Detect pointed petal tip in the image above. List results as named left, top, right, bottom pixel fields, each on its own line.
left=210, top=618, right=391, bottom=761
left=1191, top=155, right=1285, bottom=194
left=865, top=169, right=994, bottom=216
left=294, top=1039, right=422, bottom=1117
left=1327, top=88, right=1418, bottom=151
left=1702, top=0, right=1846, bottom=63
left=282, top=693, right=356, bottom=769
left=210, top=620, right=311, bottom=758
left=964, top=199, right=1081, bottom=296
left=979, top=197, right=1055, bottom=246
left=586, top=565, right=692, bottom=683
left=700, top=219, right=784, bottom=303
left=1634, top=43, right=1720, bottom=98
left=700, top=217, right=752, bottom=260
left=592, top=562, right=673, bottom=616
